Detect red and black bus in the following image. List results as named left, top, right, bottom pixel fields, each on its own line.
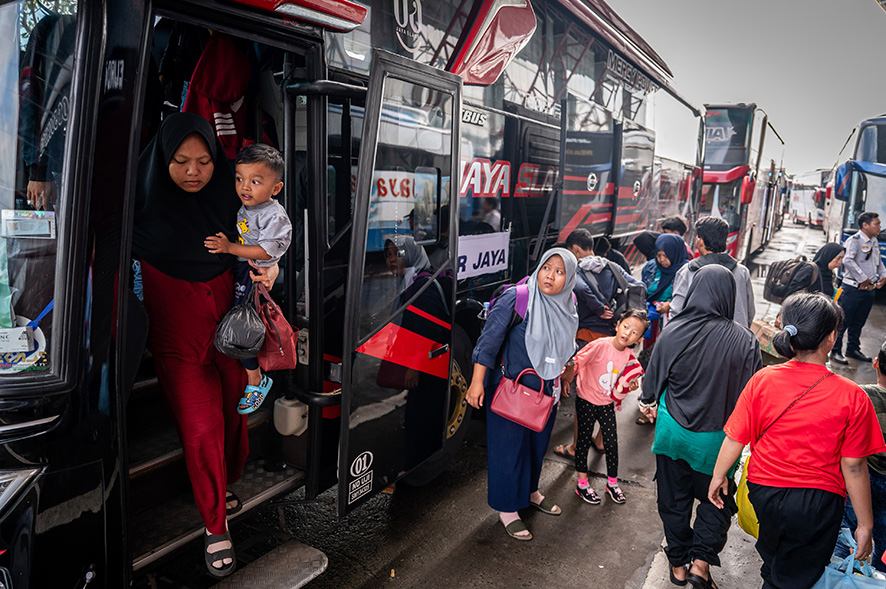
left=700, top=103, right=786, bottom=261
left=0, top=0, right=701, bottom=586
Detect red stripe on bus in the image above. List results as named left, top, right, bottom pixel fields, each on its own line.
left=558, top=203, right=593, bottom=242
left=356, top=324, right=450, bottom=379
left=406, top=305, right=451, bottom=329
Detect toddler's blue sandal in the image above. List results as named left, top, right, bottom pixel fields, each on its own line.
left=237, top=375, right=273, bottom=415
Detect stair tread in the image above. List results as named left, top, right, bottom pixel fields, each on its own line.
left=214, top=539, right=327, bottom=588
left=131, top=458, right=304, bottom=571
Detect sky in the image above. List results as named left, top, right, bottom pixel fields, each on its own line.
left=606, top=0, right=886, bottom=175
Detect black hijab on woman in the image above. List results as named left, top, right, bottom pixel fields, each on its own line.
left=133, top=112, right=241, bottom=282
left=641, top=265, right=762, bottom=432
left=812, top=242, right=844, bottom=295
left=633, top=231, right=661, bottom=261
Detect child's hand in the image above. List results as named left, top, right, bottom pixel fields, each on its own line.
left=628, top=378, right=640, bottom=392
left=205, top=232, right=231, bottom=254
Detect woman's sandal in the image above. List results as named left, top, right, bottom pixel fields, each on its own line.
left=553, top=444, right=575, bottom=460
left=530, top=496, right=562, bottom=515
left=669, top=564, right=688, bottom=586
left=226, top=490, right=242, bottom=516
left=237, top=374, right=274, bottom=415
left=502, top=519, right=532, bottom=541
left=204, top=528, right=236, bottom=578
left=686, top=572, right=718, bottom=589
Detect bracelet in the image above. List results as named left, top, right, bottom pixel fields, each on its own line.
left=637, top=399, right=657, bottom=411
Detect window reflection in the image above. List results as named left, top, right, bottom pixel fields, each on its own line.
left=0, top=1, right=78, bottom=375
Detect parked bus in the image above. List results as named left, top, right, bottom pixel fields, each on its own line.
left=0, top=0, right=702, bottom=586
left=790, top=169, right=829, bottom=227
left=699, top=103, right=786, bottom=261
left=825, top=115, right=886, bottom=265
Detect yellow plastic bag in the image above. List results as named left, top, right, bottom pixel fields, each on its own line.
left=736, top=456, right=759, bottom=538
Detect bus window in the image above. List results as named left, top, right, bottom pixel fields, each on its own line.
left=0, top=1, right=78, bottom=376
left=699, top=180, right=741, bottom=233
left=359, top=79, right=453, bottom=339
left=856, top=124, right=886, bottom=165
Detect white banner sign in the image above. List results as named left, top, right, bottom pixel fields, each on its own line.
left=457, top=231, right=509, bottom=279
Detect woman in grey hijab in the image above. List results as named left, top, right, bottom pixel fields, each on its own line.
left=384, top=235, right=433, bottom=293
left=466, top=248, right=579, bottom=541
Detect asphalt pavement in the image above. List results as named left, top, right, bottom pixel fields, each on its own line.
left=207, top=219, right=886, bottom=589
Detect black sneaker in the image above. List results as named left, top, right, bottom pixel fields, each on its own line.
left=575, top=484, right=601, bottom=505
left=605, top=484, right=626, bottom=504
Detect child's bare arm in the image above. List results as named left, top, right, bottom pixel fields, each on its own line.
left=204, top=232, right=272, bottom=260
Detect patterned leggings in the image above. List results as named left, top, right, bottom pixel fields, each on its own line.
left=574, top=397, right=618, bottom=478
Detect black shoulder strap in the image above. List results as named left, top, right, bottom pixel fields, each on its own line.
left=608, top=260, right=629, bottom=289
left=578, top=267, right=608, bottom=303
left=757, top=372, right=833, bottom=442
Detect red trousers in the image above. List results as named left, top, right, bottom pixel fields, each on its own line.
left=141, top=261, right=248, bottom=535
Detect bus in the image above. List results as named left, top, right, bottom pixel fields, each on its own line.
left=789, top=169, right=829, bottom=227
left=0, top=0, right=702, bottom=586
left=699, top=103, right=787, bottom=261
left=825, top=115, right=886, bottom=265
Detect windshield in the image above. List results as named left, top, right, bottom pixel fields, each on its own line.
left=847, top=170, right=886, bottom=232
left=699, top=180, right=741, bottom=232
left=0, top=1, right=78, bottom=377
left=855, top=123, right=886, bottom=165
left=704, top=107, right=753, bottom=170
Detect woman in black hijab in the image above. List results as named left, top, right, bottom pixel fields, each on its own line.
left=813, top=242, right=845, bottom=298
left=134, top=113, right=275, bottom=578
left=639, top=265, right=762, bottom=588
left=769, top=243, right=845, bottom=301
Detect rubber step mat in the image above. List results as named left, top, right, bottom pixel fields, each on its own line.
left=132, top=459, right=304, bottom=571
left=213, top=540, right=327, bottom=588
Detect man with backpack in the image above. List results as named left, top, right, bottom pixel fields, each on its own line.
left=670, top=216, right=755, bottom=328
left=566, top=229, right=645, bottom=344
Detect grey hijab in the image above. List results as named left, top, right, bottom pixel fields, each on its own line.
left=388, top=235, right=432, bottom=291
left=525, top=248, right=579, bottom=380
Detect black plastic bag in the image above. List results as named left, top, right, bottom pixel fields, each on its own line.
left=214, top=296, right=265, bottom=359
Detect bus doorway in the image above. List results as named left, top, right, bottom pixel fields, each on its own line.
left=125, top=10, right=325, bottom=576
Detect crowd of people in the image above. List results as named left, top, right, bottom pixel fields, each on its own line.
left=466, top=214, right=886, bottom=589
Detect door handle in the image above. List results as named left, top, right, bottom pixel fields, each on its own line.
left=429, top=343, right=449, bottom=359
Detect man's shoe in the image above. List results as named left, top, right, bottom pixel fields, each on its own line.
left=846, top=349, right=873, bottom=362
left=829, top=351, right=849, bottom=365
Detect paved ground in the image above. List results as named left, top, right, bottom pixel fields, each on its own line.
left=141, top=219, right=886, bottom=588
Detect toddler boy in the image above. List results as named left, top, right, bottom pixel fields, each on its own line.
left=205, top=143, right=291, bottom=414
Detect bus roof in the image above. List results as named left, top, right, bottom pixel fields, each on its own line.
left=559, top=0, right=701, bottom=116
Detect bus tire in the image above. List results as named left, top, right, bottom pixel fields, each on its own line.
left=401, top=325, right=473, bottom=486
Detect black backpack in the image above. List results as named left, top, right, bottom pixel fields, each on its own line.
left=579, top=261, right=647, bottom=330
left=763, top=256, right=819, bottom=304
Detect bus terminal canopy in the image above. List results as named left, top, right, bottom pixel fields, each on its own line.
left=834, top=160, right=886, bottom=201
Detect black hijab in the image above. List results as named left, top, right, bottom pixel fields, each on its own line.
left=642, top=265, right=761, bottom=432
left=133, top=113, right=241, bottom=282
left=812, top=242, right=844, bottom=296
left=633, top=231, right=660, bottom=261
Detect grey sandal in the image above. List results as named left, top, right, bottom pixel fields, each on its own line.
left=204, top=528, right=236, bottom=578
left=226, top=490, right=242, bottom=516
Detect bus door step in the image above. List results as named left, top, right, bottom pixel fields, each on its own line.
left=214, top=539, right=327, bottom=588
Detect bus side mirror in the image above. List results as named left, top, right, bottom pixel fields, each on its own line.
left=741, top=176, right=755, bottom=204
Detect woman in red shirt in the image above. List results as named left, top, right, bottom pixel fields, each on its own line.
left=708, top=293, right=886, bottom=588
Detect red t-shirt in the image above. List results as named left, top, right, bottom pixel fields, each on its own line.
left=725, top=362, right=886, bottom=496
